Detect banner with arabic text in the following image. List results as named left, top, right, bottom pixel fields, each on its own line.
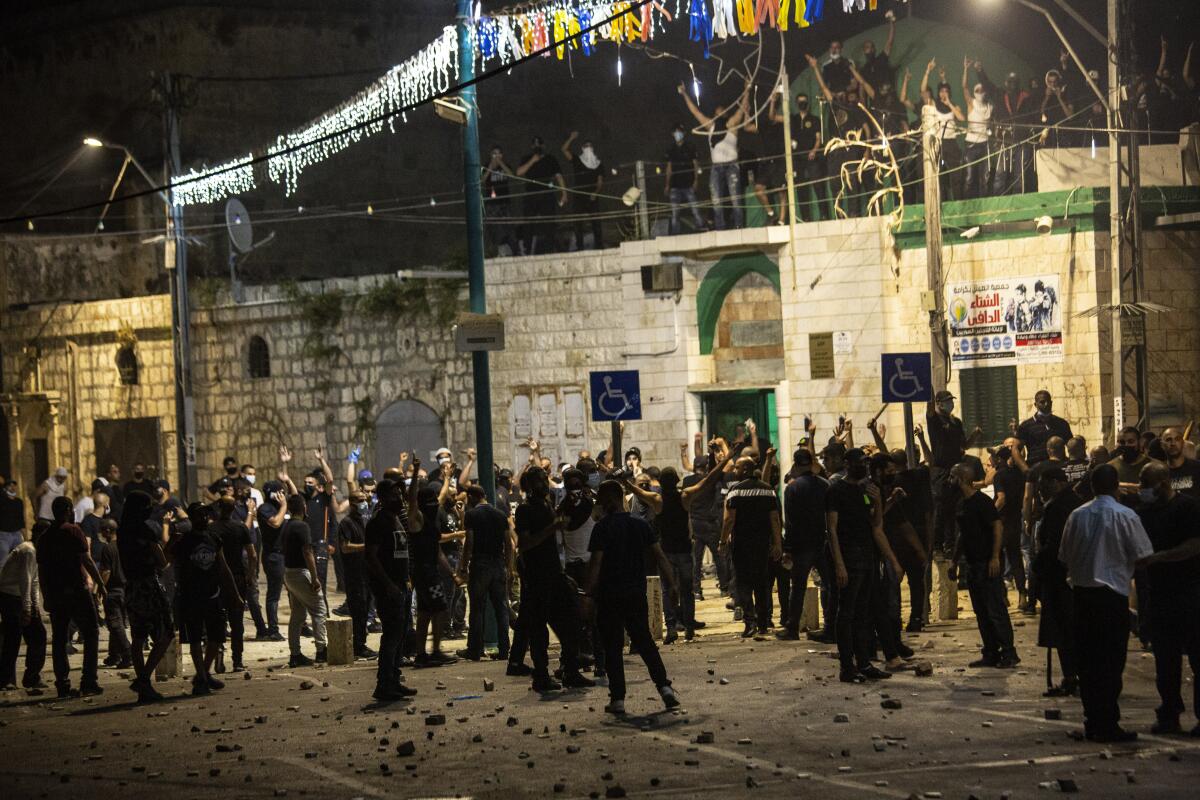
left=946, top=275, right=1063, bottom=366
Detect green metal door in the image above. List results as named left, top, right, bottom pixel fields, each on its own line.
left=703, top=390, right=777, bottom=451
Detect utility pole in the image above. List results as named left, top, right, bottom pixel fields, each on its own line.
left=456, top=0, right=495, bottom=504
left=162, top=72, right=196, bottom=502
left=921, top=120, right=948, bottom=395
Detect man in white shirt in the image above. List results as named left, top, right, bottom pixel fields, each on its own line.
left=0, top=529, right=47, bottom=690
left=1058, top=464, right=1153, bottom=743
left=32, top=467, right=69, bottom=524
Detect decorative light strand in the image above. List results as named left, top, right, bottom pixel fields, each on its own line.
left=171, top=154, right=255, bottom=206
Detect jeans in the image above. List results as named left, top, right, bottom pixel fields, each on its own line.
left=597, top=592, right=671, bottom=701
left=0, top=530, right=23, bottom=564
left=965, top=562, right=1016, bottom=660
left=466, top=557, right=510, bottom=658
left=796, top=158, right=828, bottom=221
left=668, top=187, right=706, bottom=234
left=344, top=566, right=370, bottom=652
left=1073, top=585, right=1131, bottom=735
left=963, top=140, right=992, bottom=199
left=263, top=553, right=285, bottom=633
left=663, top=551, right=696, bottom=631
left=1021, top=521, right=1038, bottom=601
left=708, top=162, right=742, bottom=230
left=372, top=582, right=411, bottom=690
left=573, top=198, right=603, bottom=250
left=1001, top=517, right=1025, bottom=596
left=103, top=590, right=132, bottom=665
left=816, top=545, right=839, bottom=636
left=836, top=565, right=876, bottom=671
left=991, top=138, right=1032, bottom=195
left=769, top=559, right=790, bottom=626
left=0, top=592, right=46, bottom=685
left=284, top=568, right=328, bottom=656
left=441, top=548, right=466, bottom=632
left=48, top=587, right=99, bottom=689
left=1148, top=582, right=1200, bottom=723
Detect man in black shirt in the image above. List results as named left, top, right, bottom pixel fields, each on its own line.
left=1017, top=390, right=1074, bottom=466
left=513, top=467, right=592, bottom=693
left=584, top=480, right=680, bottom=716
left=560, top=131, right=604, bottom=250
left=337, top=488, right=375, bottom=660
left=255, top=482, right=288, bottom=641
left=117, top=490, right=174, bottom=703
left=780, top=449, right=834, bottom=641
left=656, top=468, right=696, bottom=643
left=992, top=446, right=1028, bottom=609
left=924, top=390, right=976, bottom=553
left=721, top=457, right=783, bottom=638
left=122, top=463, right=155, bottom=498
left=365, top=478, right=419, bottom=701
left=664, top=123, right=705, bottom=234
left=768, top=92, right=826, bottom=222
left=1136, top=462, right=1200, bottom=735
left=516, top=135, right=566, bottom=255
left=948, top=463, right=1019, bottom=668
left=1033, top=467, right=1083, bottom=697
left=456, top=485, right=512, bottom=661
left=210, top=497, right=257, bottom=672
left=826, top=449, right=901, bottom=683
left=1022, top=436, right=1069, bottom=614
left=97, top=519, right=132, bottom=668
left=682, top=449, right=732, bottom=598
left=281, top=495, right=327, bottom=668
left=177, top=503, right=240, bottom=696
left=1162, top=427, right=1200, bottom=498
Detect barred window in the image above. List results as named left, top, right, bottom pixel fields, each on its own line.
left=115, top=346, right=138, bottom=386
left=248, top=336, right=271, bottom=379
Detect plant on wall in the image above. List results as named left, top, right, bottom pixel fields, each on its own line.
left=282, top=281, right=348, bottom=366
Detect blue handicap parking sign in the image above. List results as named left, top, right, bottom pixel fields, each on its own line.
left=881, top=353, right=933, bottom=403
left=590, top=370, right=642, bottom=421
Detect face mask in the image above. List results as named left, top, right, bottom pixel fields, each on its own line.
left=829, top=52, right=842, bottom=61
left=226, top=466, right=238, bottom=476
left=134, top=471, right=145, bottom=479
left=974, top=90, right=985, bottom=101
left=438, top=456, right=451, bottom=465
left=245, top=475, right=256, bottom=486
left=797, top=101, right=809, bottom=111
left=1120, top=446, right=1139, bottom=463
left=303, top=485, right=316, bottom=497
left=4, top=488, right=15, bottom=499
left=938, top=401, right=955, bottom=414
left=581, top=146, right=594, bottom=159
left=846, top=463, right=868, bottom=481
left=672, top=130, right=684, bottom=143
left=1138, top=488, right=1158, bottom=505
left=1035, top=409, right=1049, bottom=419
left=356, top=501, right=370, bottom=515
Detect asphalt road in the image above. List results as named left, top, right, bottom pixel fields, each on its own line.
left=2, top=575, right=1197, bottom=799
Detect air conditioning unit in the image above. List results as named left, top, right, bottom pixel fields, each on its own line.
left=641, top=258, right=683, bottom=293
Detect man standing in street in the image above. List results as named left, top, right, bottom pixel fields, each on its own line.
left=1160, top=427, right=1200, bottom=498
left=1018, top=390, right=1074, bottom=466
left=1135, top=462, right=1200, bottom=735
left=584, top=479, right=681, bottom=716
left=118, top=491, right=175, bottom=704
left=456, top=484, right=512, bottom=662
left=256, top=480, right=288, bottom=642
left=211, top=497, right=257, bottom=672
left=656, top=468, right=697, bottom=643
left=1058, top=464, right=1153, bottom=743
left=1108, top=427, right=1162, bottom=495
left=721, top=456, right=783, bottom=638
left=926, top=391, right=970, bottom=555
left=97, top=519, right=132, bottom=669
left=0, top=522, right=46, bottom=690
left=281, top=495, right=328, bottom=667
left=1033, top=467, right=1084, bottom=697
left=37, top=496, right=104, bottom=697
left=364, top=477, right=419, bottom=701
left=778, top=449, right=830, bottom=641
left=337, top=488, right=376, bottom=661
left=948, top=463, right=1020, bottom=669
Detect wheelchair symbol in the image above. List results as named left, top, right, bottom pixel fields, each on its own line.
left=887, top=358, right=925, bottom=401
left=597, top=375, right=634, bottom=418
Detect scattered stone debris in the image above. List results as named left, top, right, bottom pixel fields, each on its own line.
left=881, top=699, right=902, bottom=710
left=834, top=714, right=850, bottom=723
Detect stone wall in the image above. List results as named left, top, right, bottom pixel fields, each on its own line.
left=0, top=236, right=167, bottom=307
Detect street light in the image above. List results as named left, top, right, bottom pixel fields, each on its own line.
left=82, top=137, right=104, bottom=148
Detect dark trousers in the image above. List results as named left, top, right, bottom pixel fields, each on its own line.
left=1073, top=585, right=1131, bottom=735
left=785, top=543, right=821, bottom=633
left=573, top=203, right=603, bottom=250
left=836, top=565, right=877, bottom=670
left=564, top=560, right=600, bottom=667
left=692, top=531, right=728, bottom=591
left=223, top=576, right=248, bottom=664
left=0, top=592, right=46, bottom=685
left=48, top=588, right=99, bottom=689
left=873, top=560, right=903, bottom=661
left=1001, top=518, right=1025, bottom=596
left=1149, top=583, right=1200, bottom=723
left=597, top=592, right=670, bottom=701
left=894, top=544, right=927, bottom=625
left=816, top=545, right=840, bottom=635
left=264, top=553, right=285, bottom=633
left=1039, top=573, right=1078, bottom=680
left=372, top=583, right=411, bottom=689
left=242, top=568, right=267, bottom=634
left=466, top=557, right=510, bottom=658
left=963, top=140, right=992, bottom=199
left=344, top=567, right=370, bottom=652
left=733, top=550, right=771, bottom=630
left=965, top=562, right=1016, bottom=659
left=523, top=573, right=580, bottom=677
left=770, top=559, right=790, bottom=626
left=103, top=590, right=132, bottom=664
left=662, top=551, right=695, bottom=631
left=930, top=467, right=957, bottom=553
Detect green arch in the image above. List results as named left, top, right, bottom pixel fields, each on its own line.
left=696, top=252, right=781, bottom=356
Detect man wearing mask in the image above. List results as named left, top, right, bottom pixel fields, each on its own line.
left=210, top=497, right=257, bottom=672
left=456, top=484, right=513, bottom=662
left=281, top=495, right=327, bottom=667
left=123, top=463, right=155, bottom=497
left=101, top=464, right=124, bottom=521
left=947, top=463, right=1020, bottom=669
left=992, top=445, right=1029, bottom=610
left=656, top=467, right=697, bottom=644
left=255, top=480, right=288, bottom=642
left=779, top=449, right=833, bottom=642
left=664, top=123, right=706, bottom=234
left=583, top=479, right=681, bottom=716
left=826, top=449, right=901, bottom=683
left=364, top=476, right=420, bottom=701
left=205, top=456, right=242, bottom=500
left=858, top=15, right=896, bottom=92
left=0, top=515, right=46, bottom=690
left=555, top=467, right=602, bottom=662
left=720, top=456, right=783, bottom=638
left=515, top=135, right=567, bottom=255
left=118, top=490, right=176, bottom=703
left=926, top=390, right=970, bottom=555
left=1021, top=436, right=1068, bottom=613
left=682, top=445, right=734, bottom=601
left=1017, top=390, right=1074, bottom=466
left=337, top=488, right=376, bottom=661
left=37, top=496, right=105, bottom=697
left=1033, top=467, right=1084, bottom=697
left=1058, top=464, right=1153, bottom=743
left=768, top=92, right=826, bottom=222
left=32, top=467, right=69, bottom=525
left=1161, top=427, right=1200, bottom=498
left=1107, top=426, right=1162, bottom=494
left=1135, top=462, right=1200, bottom=735
left=822, top=39, right=854, bottom=94
left=1, top=477, right=28, bottom=563
left=560, top=131, right=604, bottom=250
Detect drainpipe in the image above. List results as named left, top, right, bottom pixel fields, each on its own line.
left=65, top=340, right=82, bottom=496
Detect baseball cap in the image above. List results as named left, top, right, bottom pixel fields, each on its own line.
left=357, top=469, right=375, bottom=482
left=793, top=449, right=814, bottom=466
left=934, top=389, right=955, bottom=402
left=153, top=478, right=171, bottom=492
left=53, top=466, right=68, bottom=478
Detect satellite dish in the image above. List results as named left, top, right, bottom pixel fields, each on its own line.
left=225, top=198, right=254, bottom=254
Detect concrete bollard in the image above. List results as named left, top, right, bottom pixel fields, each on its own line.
left=155, top=637, right=182, bottom=680
left=646, top=576, right=664, bottom=641
left=934, top=559, right=959, bottom=621
left=325, top=618, right=354, bottom=665
left=799, top=585, right=820, bottom=632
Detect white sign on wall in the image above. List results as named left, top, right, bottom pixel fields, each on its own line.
left=946, top=274, right=1064, bottom=367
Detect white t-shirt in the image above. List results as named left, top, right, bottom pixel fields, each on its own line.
left=73, top=496, right=94, bottom=523
left=561, top=516, right=595, bottom=564
left=965, top=100, right=993, bottom=144
left=709, top=127, right=739, bottom=164
left=922, top=104, right=958, bottom=141
left=37, top=478, right=66, bottom=520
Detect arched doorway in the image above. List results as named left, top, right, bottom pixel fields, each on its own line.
left=230, top=406, right=291, bottom=486
left=373, top=399, right=444, bottom=474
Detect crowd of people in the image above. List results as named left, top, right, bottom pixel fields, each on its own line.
left=1, top=392, right=1198, bottom=737
left=484, top=20, right=1200, bottom=253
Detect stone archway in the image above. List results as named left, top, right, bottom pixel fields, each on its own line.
left=230, top=405, right=291, bottom=482
left=373, top=399, right=444, bottom=474
left=696, top=252, right=781, bottom=355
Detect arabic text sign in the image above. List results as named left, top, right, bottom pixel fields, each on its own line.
left=946, top=275, right=1063, bottom=366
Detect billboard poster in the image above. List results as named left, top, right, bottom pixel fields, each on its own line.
left=946, top=275, right=1064, bottom=366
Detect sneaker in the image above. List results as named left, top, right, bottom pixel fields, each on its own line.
left=860, top=665, right=892, bottom=681
left=732, top=607, right=744, bottom=621
left=996, top=654, right=1021, bottom=669
left=807, top=630, right=836, bottom=644
left=260, top=630, right=285, bottom=642
left=301, top=625, right=313, bottom=638
left=905, top=618, right=924, bottom=633
left=685, top=628, right=696, bottom=642
left=884, top=657, right=908, bottom=671
left=659, top=685, right=680, bottom=709
left=134, top=682, right=165, bottom=704
left=969, top=656, right=999, bottom=668
left=206, top=675, right=225, bottom=690
left=332, top=604, right=350, bottom=617
left=506, top=662, right=533, bottom=677
left=372, top=684, right=407, bottom=702
left=839, top=668, right=866, bottom=684
left=562, top=671, right=595, bottom=688
left=367, top=621, right=382, bottom=634
left=288, top=653, right=314, bottom=668
left=191, top=677, right=212, bottom=696
left=394, top=682, right=418, bottom=697
left=896, top=643, right=915, bottom=659
left=1151, top=717, right=1182, bottom=735
left=456, top=648, right=482, bottom=661
left=725, top=600, right=737, bottom=610
left=314, top=647, right=328, bottom=664
left=692, top=621, right=707, bottom=629
left=356, top=647, right=379, bottom=661
left=593, top=667, right=607, bottom=680
left=79, top=682, right=104, bottom=697
left=1092, top=727, right=1138, bottom=743
left=531, top=675, right=561, bottom=693
left=775, top=629, right=800, bottom=641
left=740, top=624, right=756, bottom=639
left=604, top=699, right=626, bottom=715
left=231, top=661, right=246, bottom=673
